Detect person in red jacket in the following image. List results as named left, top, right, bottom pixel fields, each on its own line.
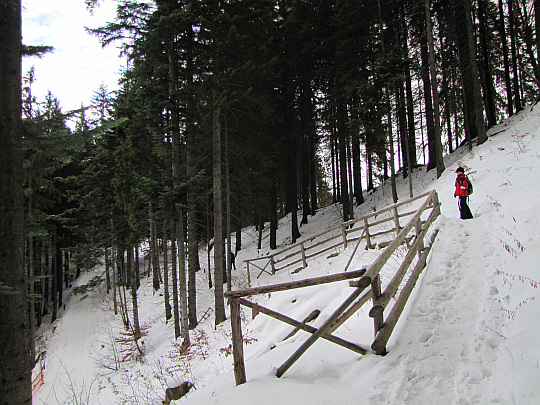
left=454, top=167, right=473, bottom=219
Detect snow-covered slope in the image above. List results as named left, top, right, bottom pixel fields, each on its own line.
left=34, top=105, right=540, bottom=405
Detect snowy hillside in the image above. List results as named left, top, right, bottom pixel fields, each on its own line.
left=34, top=105, right=540, bottom=405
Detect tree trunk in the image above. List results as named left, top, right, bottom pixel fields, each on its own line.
left=213, top=86, right=227, bottom=325
left=163, top=222, right=172, bottom=322
left=171, top=224, right=181, bottom=339
left=128, top=246, right=141, bottom=337
left=401, top=2, right=417, bottom=170
left=455, top=0, right=483, bottom=147
left=186, top=21, right=198, bottom=330
left=0, top=16, right=31, bottom=403
left=499, top=0, right=514, bottom=115
left=425, top=0, right=446, bottom=177
left=351, top=110, right=364, bottom=205
left=508, top=0, right=522, bottom=112
left=477, top=0, right=497, bottom=127
left=463, top=0, right=488, bottom=145
left=177, top=209, right=190, bottom=344
left=51, top=233, right=58, bottom=322
left=534, top=0, right=540, bottom=86
left=419, top=29, right=437, bottom=171
left=270, top=182, right=278, bottom=249
left=150, top=202, right=160, bottom=291
left=225, top=124, right=233, bottom=292
left=337, top=100, right=350, bottom=221
left=105, top=247, right=111, bottom=293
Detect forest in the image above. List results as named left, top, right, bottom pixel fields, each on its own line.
left=1, top=0, right=540, bottom=402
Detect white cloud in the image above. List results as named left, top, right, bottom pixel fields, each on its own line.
left=22, top=0, right=125, bottom=112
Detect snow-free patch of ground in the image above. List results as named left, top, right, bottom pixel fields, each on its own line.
left=34, top=105, right=540, bottom=404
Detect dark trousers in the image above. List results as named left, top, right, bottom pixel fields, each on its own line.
left=458, top=196, right=473, bottom=219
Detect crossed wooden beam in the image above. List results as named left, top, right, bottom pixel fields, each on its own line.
left=224, top=269, right=372, bottom=384
left=225, top=190, right=441, bottom=385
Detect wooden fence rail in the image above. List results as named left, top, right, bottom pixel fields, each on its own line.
left=244, top=190, right=436, bottom=282
left=227, top=190, right=441, bottom=385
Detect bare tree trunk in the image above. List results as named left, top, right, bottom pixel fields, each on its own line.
left=337, top=100, right=350, bottom=221
left=534, top=0, right=540, bottom=86
left=163, top=221, right=172, bottom=322
left=128, top=246, right=141, bottom=338
left=477, top=0, right=497, bottom=127
left=426, top=0, right=446, bottom=176
left=225, top=124, right=233, bottom=292
left=0, top=2, right=32, bottom=398
left=170, top=223, right=181, bottom=339
left=508, top=0, right=523, bottom=112
left=150, top=202, right=160, bottom=290
left=186, top=16, right=198, bottom=331
left=177, top=209, right=190, bottom=344
left=499, top=0, right=514, bottom=115
left=463, top=0, right=487, bottom=145
left=51, top=233, right=58, bottom=322
left=213, top=85, right=227, bottom=325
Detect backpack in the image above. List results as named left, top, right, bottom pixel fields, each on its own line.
left=468, top=179, right=473, bottom=195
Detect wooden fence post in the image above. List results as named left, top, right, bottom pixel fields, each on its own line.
left=230, top=298, right=247, bottom=385
left=301, top=243, right=307, bottom=268
left=341, top=225, right=348, bottom=249
left=415, top=218, right=424, bottom=258
left=364, top=218, right=371, bottom=249
left=371, top=275, right=383, bottom=336
left=270, top=256, right=276, bottom=274
left=392, top=207, right=400, bottom=236
left=246, top=261, right=251, bottom=284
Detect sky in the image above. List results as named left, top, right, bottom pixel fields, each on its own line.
left=22, top=0, right=124, bottom=112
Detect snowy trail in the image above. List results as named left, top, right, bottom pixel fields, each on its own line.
left=378, top=216, right=506, bottom=403
left=34, top=275, right=113, bottom=405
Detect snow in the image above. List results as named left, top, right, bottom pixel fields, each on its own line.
left=34, top=105, right=540, bottom=404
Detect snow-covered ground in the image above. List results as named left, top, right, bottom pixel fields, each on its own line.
left=34, top=105, right=540, bottom=404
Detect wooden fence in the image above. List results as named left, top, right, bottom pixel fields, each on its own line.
left=244, top=189, right=438, bottom=283
left=225, top=190, right=441, bottom=385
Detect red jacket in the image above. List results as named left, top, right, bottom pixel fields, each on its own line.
left=454, top=174, right=470, bottom=197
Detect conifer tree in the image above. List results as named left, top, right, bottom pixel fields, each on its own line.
left=0, top=0, right=32, bottom=402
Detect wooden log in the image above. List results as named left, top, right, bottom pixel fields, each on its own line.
left=341, top=224, right=348, bottom=249
left=362, top=190, right=436, bottom=283
left=377, top=236, right=413, bottom=249
left=392, top=206, right=401, bottom=236
left=239, top=298, right=367, bottom=355
left=371, top=230, right=439, bottom=355
left=371, top=239, right=424, bottom=314
left=364, top=218, right=372, bottom=249
left=326, top=290, right=373, bottom=335
left=370, top=205, right=440, bottom=318
left=284, top=309, right=320, bottom=340
left=243, top=191, right=436, bottom=279
left=343, top=229, right=366, bottom=272
left=371, top=275, right=383, bottom=336
left=276, top=285, right=369, bottom=378
left=246, top=261, right=251, bottom=284
left=230, top=298, right=247, bottom=385
left=224, top=269, right=367, bottom=299
left=415, top=218, right=425, bottom=258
